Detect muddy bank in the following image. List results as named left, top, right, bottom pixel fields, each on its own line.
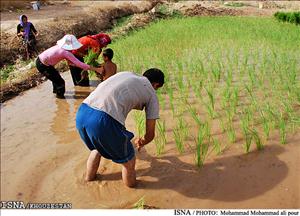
left=0, top=1, right=159, bottom=102
left=0, top=1, right=158, bottom=67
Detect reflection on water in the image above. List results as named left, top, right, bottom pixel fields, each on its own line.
left=50, top=87, right=93, bottom=145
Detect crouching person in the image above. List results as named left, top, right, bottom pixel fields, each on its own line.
left=36, top=34, right=102, bottom=98
left=76, top=69, right=165, bottom=187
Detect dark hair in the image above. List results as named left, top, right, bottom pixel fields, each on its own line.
left=102, top=48, right=114, bottom=60
left=143, top=68, right=164, bottom=87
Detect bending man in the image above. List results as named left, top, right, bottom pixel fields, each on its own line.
left=76, top=69, right=164, bottom=187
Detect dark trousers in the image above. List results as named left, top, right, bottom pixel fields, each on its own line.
left=69, top=56, right=89, bottom=86
left=36, top=57, right=65, bottom=97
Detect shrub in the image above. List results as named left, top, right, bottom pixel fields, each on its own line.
left=274, top=11, right=300, bottom=25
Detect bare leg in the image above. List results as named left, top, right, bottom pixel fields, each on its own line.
left=121, top=156, right=136, bottom=187
left=85, top=150, right=101, bottom=181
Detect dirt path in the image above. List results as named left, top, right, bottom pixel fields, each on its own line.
left=1, top=1, right=153, bottom=34
left=1, top=73, right=299, bottom=208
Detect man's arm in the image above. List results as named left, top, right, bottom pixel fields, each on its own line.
left=134, top=119, right=156, bottom=151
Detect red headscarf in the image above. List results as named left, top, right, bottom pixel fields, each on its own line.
left=90, top=33, right=111, bottom=47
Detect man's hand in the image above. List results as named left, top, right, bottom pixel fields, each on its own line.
left=134, top=119, right=156, bottom=152
left=134, top=138, right=146, bottom=152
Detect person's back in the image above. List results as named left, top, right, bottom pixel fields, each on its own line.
left=84, top=72, right=158, bottom=126
left=102, top=61, right=117, bottom=80
left=38, top=45, right=67, bottom=66
left=77, top=68, right=164, bottom=186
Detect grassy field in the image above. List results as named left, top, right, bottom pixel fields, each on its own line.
left=108, top=16, right=300, bottom=166
left=110, top=16, right=300, bottom=166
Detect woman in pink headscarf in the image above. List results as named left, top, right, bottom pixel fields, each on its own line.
left=69, top=33, right=112, bottom=86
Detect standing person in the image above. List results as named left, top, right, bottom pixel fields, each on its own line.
left=36, top=34, right=102, bottom=99
left=17, top=14, right=39, bottom=59
left=97, top=48, right=117, bottom=81
left=76, top=69, right=165, bottom=187
left=69, top=33, right=111, bottom=86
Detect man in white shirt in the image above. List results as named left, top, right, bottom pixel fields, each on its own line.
left=76, top=68, right=165, bottom=187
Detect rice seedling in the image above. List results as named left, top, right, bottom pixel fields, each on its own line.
left=178, top=117, right=189, bottom=141
left=204, top=86, right=216, bottom=119
left=260, top=110, right=270, bottom=140
left=155, top=120, right=166, bottom=155
left=166, top=86, right=175, bottom=116
left=250, top=128, right=264, bottom=150
left=173, top=129, right=184, bottom=154
left=133, top=196, right=145, bottom=209
left=278, top=113, right=287, bottom=145
left=83, top=49, right=100, bottom=77
left=108, top=16, right=300, bottom=161
left=195, top=123, right=210, bottom=167
left=133, top=112, right=145, bottom=137
left=226, top=122, right=236, bottom=143
left=231, top=87, right=239, bottom=114
left=157, top=90, right=166, bottom=110
left=212, top=137, right=222, bottom=155
left=218, top=117, right=226, bottom=133
left=188, top=105, right=202, bottom=127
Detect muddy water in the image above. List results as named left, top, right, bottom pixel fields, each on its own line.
left=1, top=72, right=299, bottom=208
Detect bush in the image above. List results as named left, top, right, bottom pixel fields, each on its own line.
left=274, top=11, right=300, bottom=25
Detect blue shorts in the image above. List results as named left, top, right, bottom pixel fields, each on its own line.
left=76, top=103, right=135, bottom=163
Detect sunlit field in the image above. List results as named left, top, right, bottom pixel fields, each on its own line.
left=109, top=16, right=300, bottom=166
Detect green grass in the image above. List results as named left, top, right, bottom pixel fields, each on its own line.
left=0, top=65, right=15, bottom=82
left=110, top=16, right=300, bottom=166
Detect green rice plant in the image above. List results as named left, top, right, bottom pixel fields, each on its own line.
left=232, top=87, right=239, bottom=114
left=178, top=117, right=188, bottom=141
left=225, top=107, right=235, bottom=124
left=265, top=103, right=278, bottom=130
left=218, top=117, right=226, bottom=133
left=166, top=86, right=175, bottom=116
left=278, top=113, right=287, bottom=145
left=173, top=129, right=184, bottom=154
left=191, top=80, right=203, bottom=101
left=188, top=104, right=202, bottom=127
left=241, top=112, right=252, bottom=153
left=210, top=61, right=222, bottom=82
left=221, top=85, right=231, bottom=109
left=250, top=128, right=264, bottom=150
left=133, top=112, right=145, bottom=137
left=212, top=137, right=222, bottom=155
left=133, top=196, right=145, bottom=209
left=226, top=122, right=236, bottom=143
left=244, top=132, right=253, bottom=153
left=260, top=110, right=270, bottom=140
left=157, top=90, right=166, bottom=110
left=83, top=49, right=100, bottom=77
left=225, top=69, right=233, bottom=87
left=205, top=103, right=215, bottom=119
left=155, top=120, right=166, bottom=155
left=195, top=122, right=210, bottom=167
left=205, top=86, right=215, bottom=109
